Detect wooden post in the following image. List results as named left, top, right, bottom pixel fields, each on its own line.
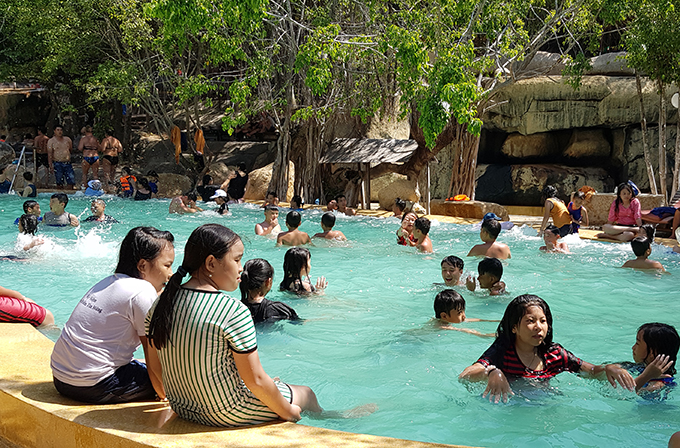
left=360, top=163, right=367, bottom=209
left=366, top=163, right=372, bottom=210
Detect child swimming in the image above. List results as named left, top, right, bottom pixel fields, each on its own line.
left=256, top=205, right=281, bottom=236
left=624, top=323, right=679, bottom=395
left=466, top=257, right=506, bottom=296
left=313, top=212, right=347, bottom=241
left=396, top=212, right=417, bottom=246
left=279, top=247, right=327, bottom=294
left=413, top=217, right=433, bottom=253
left=596, top=182, right=642, bottom=242
left=433, top=289, right=496, bottom=338
left=467, top=215, right=511, bottom=259
left=17, top=214, right=45, bottom=251
left=240, top=258, right=299, bottom=323
left=621, top=236, right=665, bottom=271
left=539, top=225, right=570, bottom=254
left=458, top=294, right=636, bottom=403
left=277, top=211, right=311, bottom=246
left=440, top=255, right=464, bottom=287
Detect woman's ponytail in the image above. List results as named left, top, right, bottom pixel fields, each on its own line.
left=147, top=267, right=188, bottom=349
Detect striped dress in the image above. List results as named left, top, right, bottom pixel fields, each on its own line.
left=146, top=288, right=292, bottom=427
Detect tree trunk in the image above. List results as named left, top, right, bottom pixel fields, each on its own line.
left=659, top=80, right=667, bottom=204
left=269, top=83, right=293, bottom=199
left=448, top=123, right=481, bottom=199
left=300, top=119, right=325, bottom=204
left=635, top=72, right=657, bottom=194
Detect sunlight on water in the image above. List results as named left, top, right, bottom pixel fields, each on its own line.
left=0, top=194, right=678, bottom=447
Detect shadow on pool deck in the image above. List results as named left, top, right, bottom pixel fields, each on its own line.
left=0, top=324, right=475, bottom=448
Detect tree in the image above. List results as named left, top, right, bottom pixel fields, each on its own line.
left=625, top=0, right=680, bottom=203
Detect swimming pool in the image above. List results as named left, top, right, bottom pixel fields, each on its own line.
left=1, top=194, right=678, bottom=447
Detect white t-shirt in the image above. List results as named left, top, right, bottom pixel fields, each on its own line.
left=51, top=274, right=158, bottom=387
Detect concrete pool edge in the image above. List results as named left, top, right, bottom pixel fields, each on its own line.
left=0, top=324, right=475, bottom=448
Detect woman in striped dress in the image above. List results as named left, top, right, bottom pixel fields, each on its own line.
left=146, top=223, right=323, bottom=426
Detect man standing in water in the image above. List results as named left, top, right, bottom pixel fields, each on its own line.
left=34, top=127, right=49, bottom=187
left=100, top=130, right=123, bottom=187
left=47, top=126, right=76, bottom=189
left=77, top=126, right=100, bottom=188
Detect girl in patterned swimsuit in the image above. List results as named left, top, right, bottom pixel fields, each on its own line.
left=146, top=224, right=325, bottom=426
left=459, top=295, right=637, bottom=403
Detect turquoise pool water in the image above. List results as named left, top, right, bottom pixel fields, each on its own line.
left=1, top=193, right=678, bottom=447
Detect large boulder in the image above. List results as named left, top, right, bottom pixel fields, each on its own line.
left=482, top=76, right=678, bottom=134
left=501, top=132, right=559, bottom=158
left=206, top=162, right=231, bottom=185
left=563, top=129, right=611, bottom=158
left=378, top=178, right=420, bottom=210
left=156, top=173, right=192, bottom=198
left=430, top=199, right=509, bottom=220
left=243, top=161, right=295, bottom=201
left=475, top=163, right=615, bottom=205
left=587, top=193, right=663, bottom=226
left=370, top=172, right=408, bottom=202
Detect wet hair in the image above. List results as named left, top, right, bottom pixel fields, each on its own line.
left=614, top=182, right=634, bottom=215
left=51, top=193, right=68, bottom=207
left=414, top=217, right=430, bottom=235
left=38, top=127, right=46, bottom=134
left=291, top=195, right=303, bottom=208
left=136, top=176, right=150, bottom=190
left=91, top=198, right=105, bottom=208
left=572, top=191, right=585, bottom=201
left=23, top=200, right=38, bottom=213
left=481, top=217, right=501, bottom=239
left=19, top=214, right=38, bottom=235
left=237, top=162, right=246, bottom=171
left=148, top=224, right=240, bottom=349
left=202, top=174, right=212, bottom=185
left=286, top=210, right=301, bottom=228
left=121, top=166, right=132, bottom=175
left=321, top=212, right=336, bottom=228
left=186, top=192, right=198, bottom=202
left=495, top=295, right=554, bottom=359
left=478, top=257, right=503, bottom=280
left=638, top=323, right=680, bottom=375
left=115, top=226, right=174, bottom=279
left=631, top=236, right=651, bottom=257
left=23, top=171, right=33, bottom=181
left=336, top=194, right=347, bottom=201
left=441, top=255, right=464, bottom=270
left=105, top=129, right=113, bottom=136
left=544, top=224, right=560, bottom=237
left=240, top=258, right=274, bottom=302
left=542, top=185, right=558, bottom=200
left=264, top=205, right=279, bottom=213
left=266, top=191, right=277, bottom=198
left=639, top=224, right=655, bottom=242
left=434, top=289, right=466, bottom=318
left=394, top=198, right=406, bottom=212
left=280, top=247, right=311, bottom=293
left=146, top=170, right=159, bottom=179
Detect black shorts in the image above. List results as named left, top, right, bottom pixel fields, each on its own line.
left=103, top=155, right=119, bottom=165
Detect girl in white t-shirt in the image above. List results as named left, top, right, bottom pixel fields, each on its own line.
left=50, top=226, right=174, bottom=404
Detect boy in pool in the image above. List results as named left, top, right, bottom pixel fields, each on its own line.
left=440, top=255, right=464, bottom=286
left=43, top=193, right=79, bottom=227
left=83, top=199, right=119, bottom=223
left=622, top=236, right=665, bottom=271
left=169, top=192, right=202, bottom=214
left=256, top=205, right=281, bottom=236
left=539, top=225, right=570, bottom=253
left=277, top=211, right=312, bottom=246
left=14, top=200, right=42, bottom=225
left=413, top=217, right=433, bottom=253
left=434, top=289, right=496, bottom=338
left=466, top=257, right=506, bottom=296
left=336, top=194, right=356, bottom=216
left=467, top=214, right=511, bottom=259
left=313, top=212, right=347, bottom=241
left=263, top=191, right=279, bottom=207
